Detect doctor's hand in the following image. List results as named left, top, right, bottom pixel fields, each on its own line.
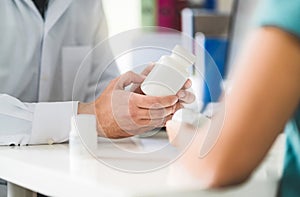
left=131, top=63, right=196, bottom=105
left=78, top=71, right=179, bottom=138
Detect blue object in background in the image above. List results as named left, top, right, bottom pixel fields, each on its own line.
left=204, top=0, right=216, bottom=10
left=202, top=37, right=228, bottom=108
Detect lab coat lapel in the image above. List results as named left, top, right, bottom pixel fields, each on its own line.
left=45, top=0, right=73, bottom=34
left=21, top=0, right=44, bottom=21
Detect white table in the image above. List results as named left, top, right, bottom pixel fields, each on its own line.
left=0, top=132, right=285, bottom=197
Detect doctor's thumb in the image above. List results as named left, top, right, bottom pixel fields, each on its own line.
left=116, top=71, right=146, bottom=90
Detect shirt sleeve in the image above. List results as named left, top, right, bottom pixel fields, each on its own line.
left=0, top=94, right=78, bottom=145
left=255, top=0, right=300, bottom=38
left=29, top=100, right=78, bottom=145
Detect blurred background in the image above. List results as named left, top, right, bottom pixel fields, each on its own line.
left=102, top=0, right=236, bottom=109
left=102, top=0, right=234, bottom=37
left=102, top=0, right=141, bottom=37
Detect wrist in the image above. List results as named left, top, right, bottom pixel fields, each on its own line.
left=77, top=102, right=95, bottom=115
left=78, top=102, right=105, bottom=136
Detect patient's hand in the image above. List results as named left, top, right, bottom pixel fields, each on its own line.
left=166, top=120, right=213, bottom=184
left=78, top=71, right=179, bottom=138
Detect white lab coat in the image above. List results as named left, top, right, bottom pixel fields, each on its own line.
left=0, top=0, right=119, bottom=145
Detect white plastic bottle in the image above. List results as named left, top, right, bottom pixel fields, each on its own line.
left=141, top=45, right=196, bottom=96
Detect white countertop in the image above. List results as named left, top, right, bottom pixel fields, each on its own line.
left=0, top=132, right=285, bottom=197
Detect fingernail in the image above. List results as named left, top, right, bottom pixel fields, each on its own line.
left=173, top=97, right=179, bottom=103
left=178, top=91, right=185, bottom=98
left=187, top=80, right=192, bottom=88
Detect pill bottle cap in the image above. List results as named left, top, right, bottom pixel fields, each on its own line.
left=158, top=55, right=189, bottom=77
left=172, top=45, right=196, bottom=65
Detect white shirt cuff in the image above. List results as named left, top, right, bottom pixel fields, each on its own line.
left=29, top=101, right=78, bottom=145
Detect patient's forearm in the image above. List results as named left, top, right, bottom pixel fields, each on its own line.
left=169, top=27, right=300, bottom=188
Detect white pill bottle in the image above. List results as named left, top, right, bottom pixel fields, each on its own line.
left=141, top=45, right=196, bottom=96
left=69, top=115, right=97, bottom=160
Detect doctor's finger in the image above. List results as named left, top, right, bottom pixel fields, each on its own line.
left=182, top=79, right=192, bottom=90
left=141, top=63, right=155, bottom=76
left=138, top=105, right=176, bottom=119
left=174, top=102, right=184, bottom=112
left=177, top=90, right=196, bottom=104
left=133, top=94, right=178, bottom=109
left=116, top=71, right=146, bottom=89
left=136, top=117, right=165, bottom=127
left=139, top=114, right=173, bottom=127
left=130, top=63, right=155, bottom=93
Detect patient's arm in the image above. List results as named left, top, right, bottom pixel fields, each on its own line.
left=167, top=27, right=300, bottom=188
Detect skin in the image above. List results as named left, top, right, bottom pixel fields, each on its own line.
left=78, top=64, right=195, bottom=138
left=167, top=27, right=300, bottom=188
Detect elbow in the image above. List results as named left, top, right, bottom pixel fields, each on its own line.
left=203, top=164, right=252, bottom=189
left=208, top=173, right=249, bottom=189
